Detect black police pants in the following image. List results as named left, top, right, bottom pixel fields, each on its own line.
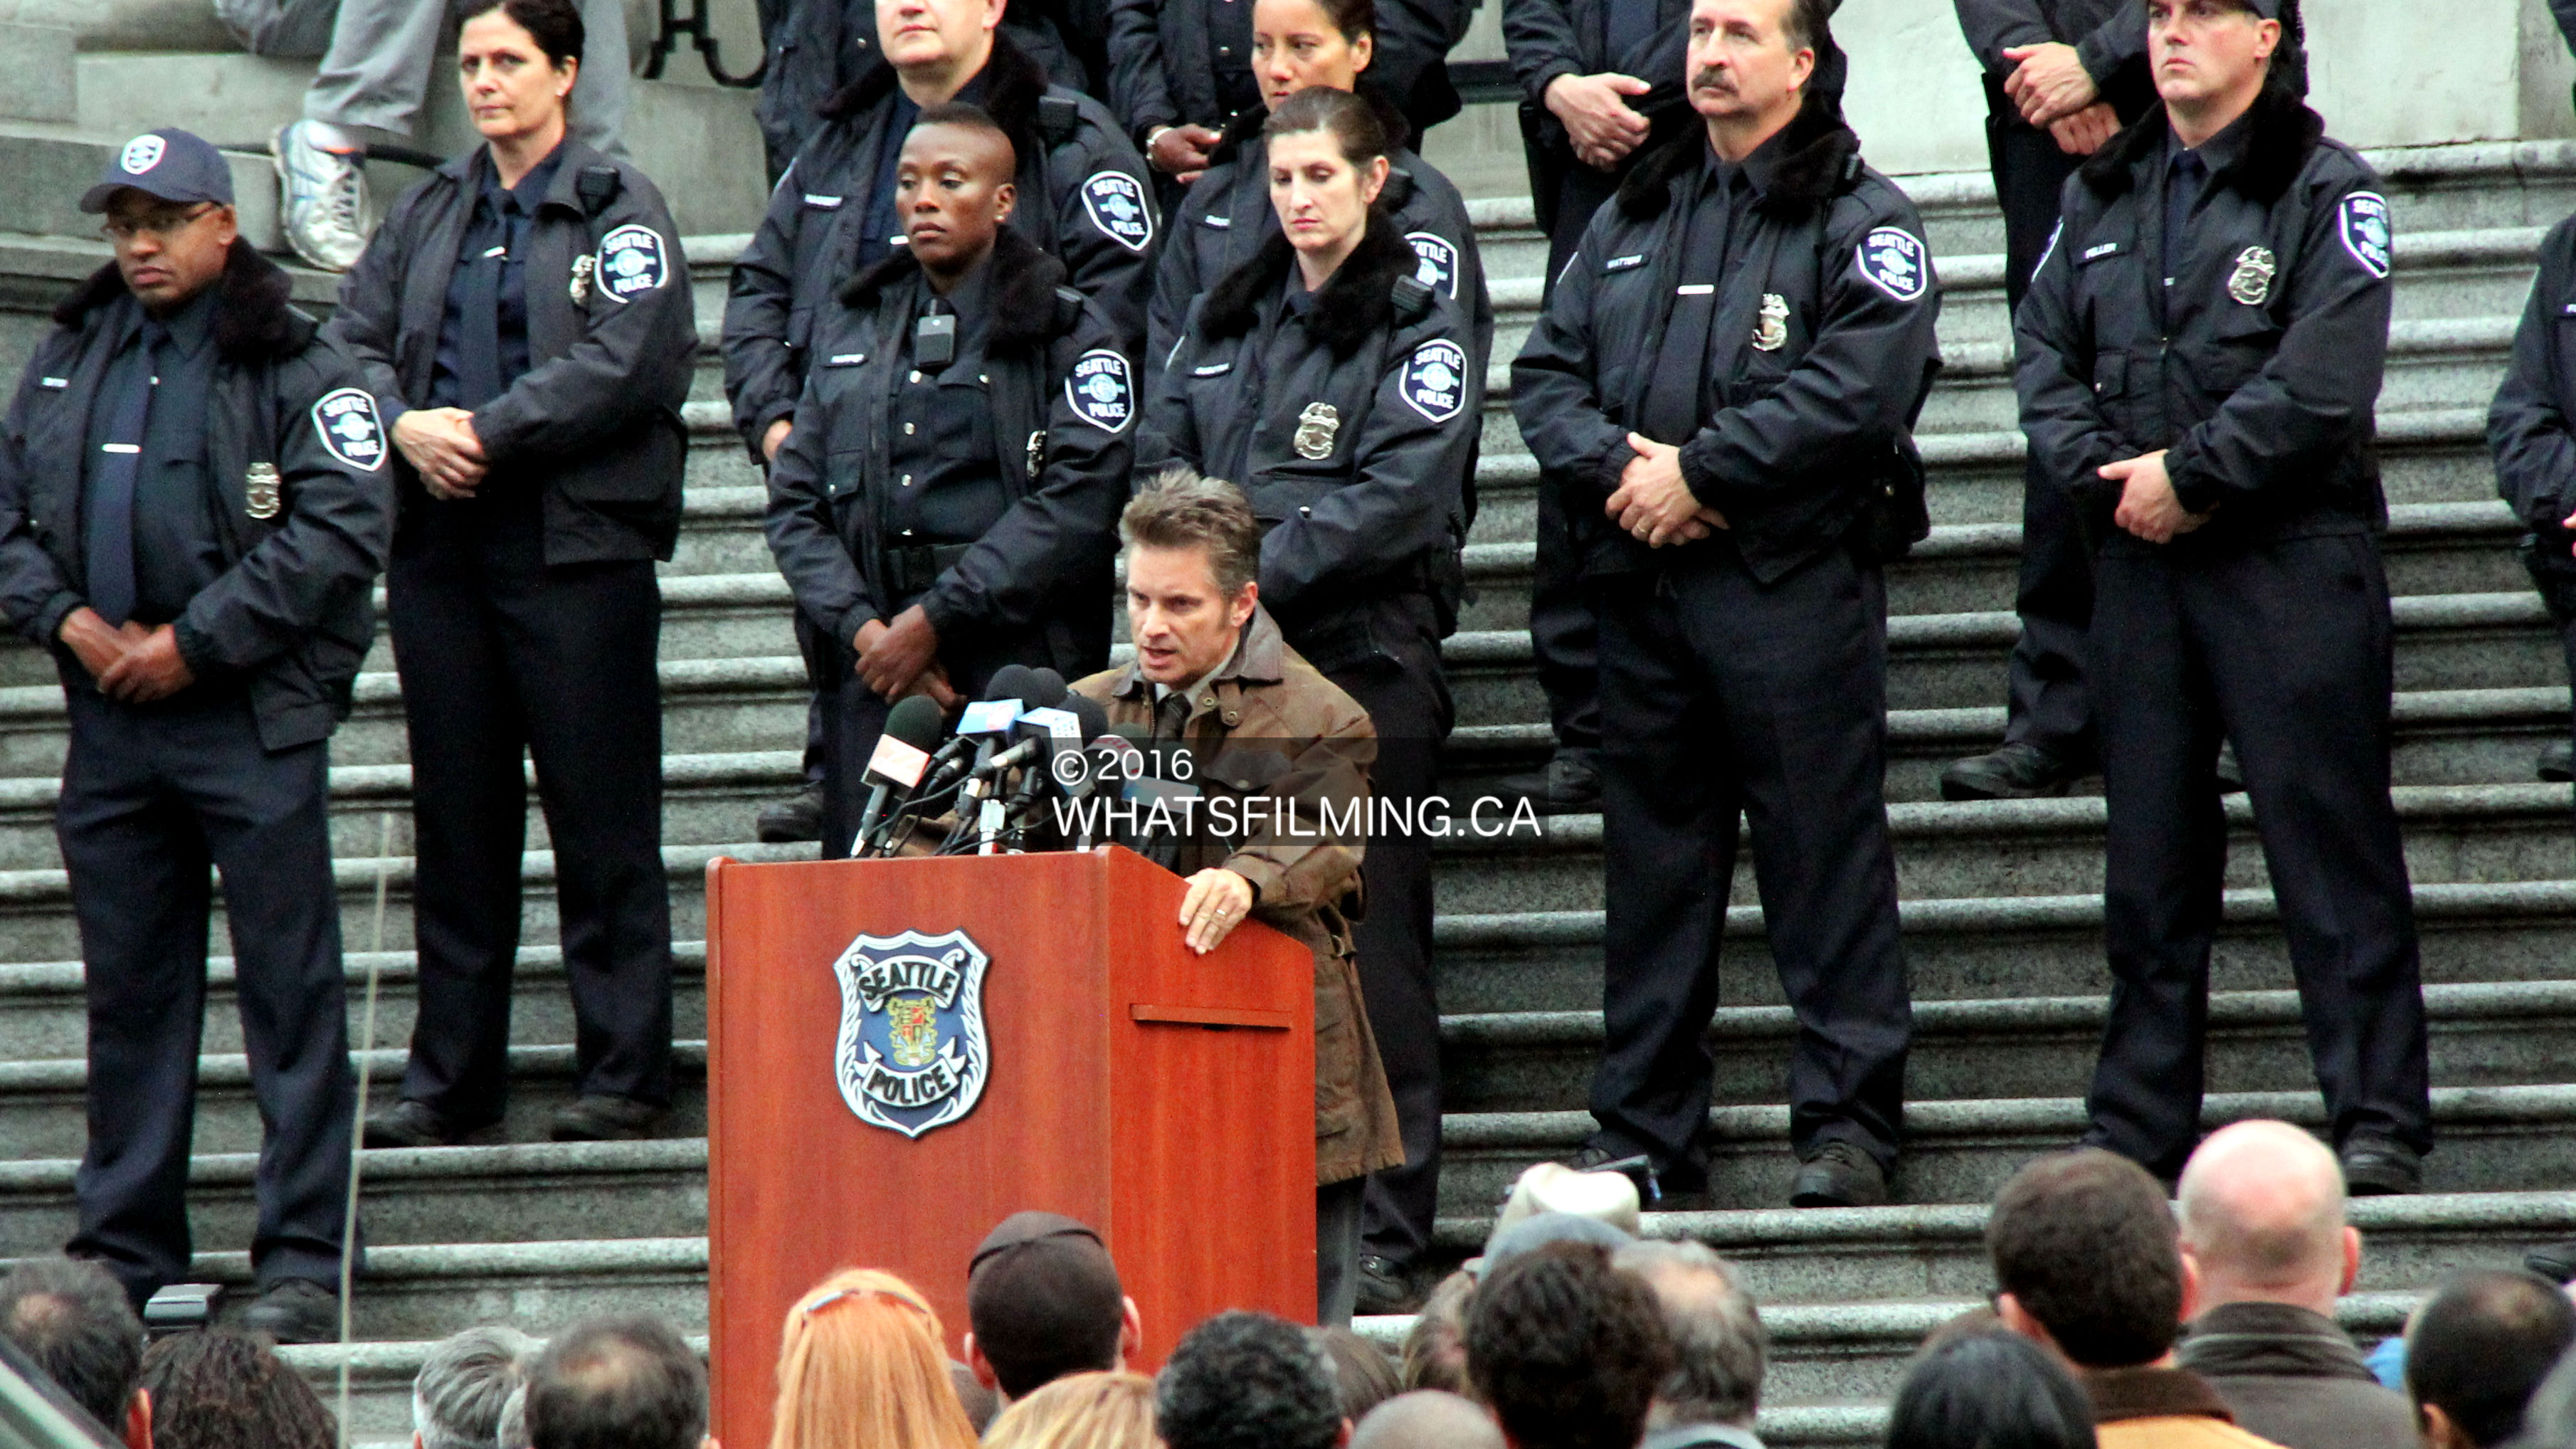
left=1986, top=90, right=2097, bottom=766
left=59, top=687, right=355, bottom=1301
left=388, top=546, right=675, bottom=1124
left=1315, top=598, right=1453, bottom=1268
left=1588, top=544, right=1911, bottom=1176
left=2087, top=534, right=2432, bottom=1176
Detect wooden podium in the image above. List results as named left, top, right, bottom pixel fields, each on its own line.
left=704, top=846, right=1319, bottom=1449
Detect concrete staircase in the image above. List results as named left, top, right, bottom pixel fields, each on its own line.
left=3, top=24, right=2576, bottom=1441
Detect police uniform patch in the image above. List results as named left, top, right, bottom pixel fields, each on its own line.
left=1405, top=231, right=1461, bottom=298
left=311, top=387, right=386, bottom=472
left=2338, top=191, right=2392, bottom=279
left=1065, top=349, right=1135, bottom=432
left=831, top=928, right=991, bottom=1138
left=2227, top=245, right=2276, bottom=305
left=1080, top=172, right=1154, bottom=253
left=1401, top=339, right=1469, bottom=424
left=595, top=223, right=669, bottom=302
left=120, top=135, right=164, bottom=174
left=1855, top=226, right=1930, bottom=302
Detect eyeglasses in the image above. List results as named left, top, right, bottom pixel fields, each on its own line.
left=102, top=204, right=218, bottom=243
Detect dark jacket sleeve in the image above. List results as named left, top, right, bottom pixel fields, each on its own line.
left=1679, top=193, right=1941, bottom=519
left=1953, top=0, right=2054, bottom=73
left=2492, top=222, right=2576, bottom=533
left=2163, top=171, right=2394, bottom=514
left=1509, top=211, right=1635, bottom=495
left=1136, top=302, right=1208, bottom=476
left=1406, top=165, right=1494, bottom=369
left=174, top=346, right=396, bottom=675
left=921, top=311, right=1132, bottom=639
left=472, top=179, right=697, bottom=465
left=762, top=368, right=883, bottom=648
left=0, top=351, right=83, bottom=646
left=724, top=166, right=813, bottom=460
left=1504, top=0, right=1588, bottom=107
left=2557, top=0, right=2576, bottom=58
left=1146, top=176, right=1217, bottom=382
left=324, top=183, right=426, bottom=427
left=1368, top=0, right=1465, bottom=114
left=2014, top=199, right=2127, bottom=505
left=2071, top=1, right=2146, bottom=96
left=1052, top=120, right=1160, bottom=352
left=1260, top=305, right=1479, bottom=615
left=1107, top=0, right=1179, bottom=137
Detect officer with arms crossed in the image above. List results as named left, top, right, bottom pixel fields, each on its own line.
left=2017, top=0, right=2429, bottom=1191
left=764, top=105, right=1134, bottom=855
left=0, top=130, right=395, bottom=1340
left=1070, top=470, right=1401, bottom=1327
left=328, top=0, right=699, bottom=1149
left=1512, top=0, right=1936, bottom=1208
left=1139, top=85, right=1479, bottom=1310
left=726, top=0, right=1154, bottom=842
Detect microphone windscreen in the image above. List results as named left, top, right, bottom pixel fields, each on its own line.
left=882, top=694, right=947, bottom=752
left=1066, top=694, right=1109, bottom=743
left=1025, top=667, right=1070, bottom=709
left=982, top=664, right=1038, bottom=705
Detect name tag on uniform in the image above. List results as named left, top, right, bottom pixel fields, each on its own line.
left=2561, top=303, right=2576, bottom=316
left=482, top=245, right=506, bottom=258
left=1605, top=254, right=1645, bottom=271
left=825, top=353, right=866, bottom=366
left=1677, top=283, right=1714, bottom=295
left=100, top=443, right=139, bottom=454
left=2082, top=241, right=2123, bottom=261
left=1193, top=362, right=1232, bottom=376
left=1203, top=214, right=1231, bottom=228
left=38, top=377, right=66, bottom=389
left=803, top=194, right=844, bottom=208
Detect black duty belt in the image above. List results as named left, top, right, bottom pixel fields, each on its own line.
left=881, top=542, right=976, bottom=596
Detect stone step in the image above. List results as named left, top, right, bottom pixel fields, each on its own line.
left=179, top=1236, right=709, bottom=1342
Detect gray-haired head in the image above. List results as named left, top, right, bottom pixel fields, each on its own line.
left=1351, top=1391, right=1506, bottom=1449
left=497, top=1383, right=532, bottom=1449
left=414, top=1325, right=542, bottom=1449
left=1611, top=1240, right=1768, bottom=1430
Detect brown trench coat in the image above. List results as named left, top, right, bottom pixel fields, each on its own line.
left=1070, top=605, right=1406, bottom=1184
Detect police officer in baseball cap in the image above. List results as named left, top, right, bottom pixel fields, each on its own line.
left=0, top=127, right=395, bottom=1339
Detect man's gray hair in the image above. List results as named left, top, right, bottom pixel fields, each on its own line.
left=1611, top=1240, right=1768, bottom=1429
left=413, top=1325, right=542, bottom=1449
left=1119, top=465, right=1263, bottom=596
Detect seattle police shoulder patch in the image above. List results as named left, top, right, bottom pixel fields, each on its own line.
left=1855, top=226, right=1931, bottom=302
left=1401, top=339, right=1469, bottom=424
left=1066, top=349, right=1135, bottom=433
left=311, top=387, right=386, bottom=472
left=595, top=223, right=669, bottom=302
left=831, top=928, right=992, bottom=1139
left=120, top=135, right=164, bottom=174
left=2338, top=191, right=2393, bottom=279
left=1405, top=231, right=1461, bottom=298
left=1081, top=171, right=1154, bottom=253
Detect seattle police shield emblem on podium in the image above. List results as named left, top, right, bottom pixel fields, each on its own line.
left=830, top=929, right=992, bottom=1137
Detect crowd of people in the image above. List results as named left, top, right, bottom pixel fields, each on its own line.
left=7, top=1137, right=2576, bottom=1449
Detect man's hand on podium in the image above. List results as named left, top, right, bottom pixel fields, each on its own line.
left=1179, top=868, right=1256, bottom=954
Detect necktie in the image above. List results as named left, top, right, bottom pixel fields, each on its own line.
left=1640, top=174, right=1729, bottom=447
left=85, top=321, right=162, bottom=627
left=458, top=195, right=509, bottom=409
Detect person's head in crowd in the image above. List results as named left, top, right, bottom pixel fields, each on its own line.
left=965, top=1213, right=1142, bottom=1406
left=876, top=0, right=1003, bottom=98
left=1122, top=469, right=1265, bottom=690
left=2145, top=0, right=2290, bottom=123
left=1351, top=1391, right=1507, bottom=1449
left=1252, top=0, right=1375, bottom=111
left=1886, top=1331, right=2099, bottom=1449
left=1156, top=1311, right=1347, bottom=1449
left=1477, top=1211, right=1635, bottom=1280
left=1403, top=1272, right=1476, bottom=1395
left=983, top=1370, right=1158, bottom=1449
left=455, top=0, right=584, bottom=152
left=897, top=106, right=1018, bottom=291
left=1489, top=1167, right=1644, bottom=1249
left=1914, top=1308, right=2004, bottom=1361
left=78, top=130, right=240, bottom=320
left=526, top=1313, right=714, bottom=1449
left=2511, top=1331, right=2576, bottom=1449
left=2404, top=1269, right=2576, bottom=1449
left=770, top=1270, right=975, bottom=1449
left=951, top=1361, right=1001, bottom=1435
left=1610, top=1240, right=1768, bottom=1433
left=1988, top=1149, right=2197, bottom=1371
left=0, top=1256, right=145, bottom=1439
left=1263, top=86, right=1392, bottom=285
left=1466, top=1240, right=1674, bottom=1449
left=1313, top=1328, right=1402, bottom=1425
left=415, top=1325, right=540, bottom=1449
left=498, top=1384, right=532, bottom=1449
left=2175, top=1120, right=2357, bottom=1319
left=1685, top=0, right=1829, bottom=150
left=134, top=1328, right=334, bottom=1449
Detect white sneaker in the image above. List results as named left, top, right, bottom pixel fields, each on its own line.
left=272, top=119, right=369, bottom=271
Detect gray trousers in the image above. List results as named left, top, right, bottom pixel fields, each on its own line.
left=217, top=0, right=630, bottom=155
left=1317, top=1176, right=1363, bottom=1327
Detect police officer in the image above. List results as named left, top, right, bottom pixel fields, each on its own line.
left=1141, top=84, right=1477, bottom=1307
left=2492, top=208, right=2576, bottom=785
left=0, top=130, right=394, bottom=1339
left=2017, top=0, right=2429, bottom=1190
left=765, top=105, right=1134, bottom=854
left=1511, top=0, right=1933, bottom=1208
left=1937, top=0, right=2153, bottom=801
left=326, top=0, right=697, bottom=1149
left=1146, top=0, right=1491, bottom=383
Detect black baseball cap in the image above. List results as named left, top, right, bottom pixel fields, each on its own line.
left=80, top=130, right=234, bottom=214
left=966, top=1212, right=1126, bottom=1399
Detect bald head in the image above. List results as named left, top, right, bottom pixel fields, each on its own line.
left=1352, top=1391, right=1506, bottom=1449
left=2177, top=1120, right=2355, bottom=1316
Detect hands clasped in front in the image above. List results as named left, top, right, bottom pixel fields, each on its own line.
left=1605, top=432, right=1726, bottom=547
left=2101, top=448, right=2210, bottom=544
left=394, top=406, right=487, bottom=500
left=58, top=607, right=194, bottom=704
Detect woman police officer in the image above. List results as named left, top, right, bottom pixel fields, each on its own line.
left=1138, top=83, right=1477, bottom=1303
left=326, top=0, right=695, bottom=1147
left=1144, top=0, right=1489, bottom=383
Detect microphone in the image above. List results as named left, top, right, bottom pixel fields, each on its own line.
left=852, top=695, right=946, bottom=855
left=1023, top=667, right=1070, bottom=709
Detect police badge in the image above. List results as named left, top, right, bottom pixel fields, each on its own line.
left=2227, top=246, right=2276, bottom=306
left=1026, top=428, right=1045, bottom=480
left=569, top=253, right=596, bottom=305
left=1753, top=293, right=1790, bottom=352
left=243, top=462, right=283, bottom=521
left=831, top=928, right=991, bottom=1138
left=1293, top=402, right=1340, bottom=460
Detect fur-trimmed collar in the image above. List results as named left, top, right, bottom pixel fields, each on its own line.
left=835, top=226, right=1070, bottom=347
left=818, top=26, right=1050, bottom=153
left=2078, top=77, right=2323, bottom=204
left=1208, top=86, right=1415, bottom=167
left=1198, top=206, right=1413, bottom=357
left=53, top=239, right=308, bottom=362
left=1615, top=85, right=1859, bottom=221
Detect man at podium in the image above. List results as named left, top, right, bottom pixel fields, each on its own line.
left=1070, top=468, right=1403, bottom=1325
